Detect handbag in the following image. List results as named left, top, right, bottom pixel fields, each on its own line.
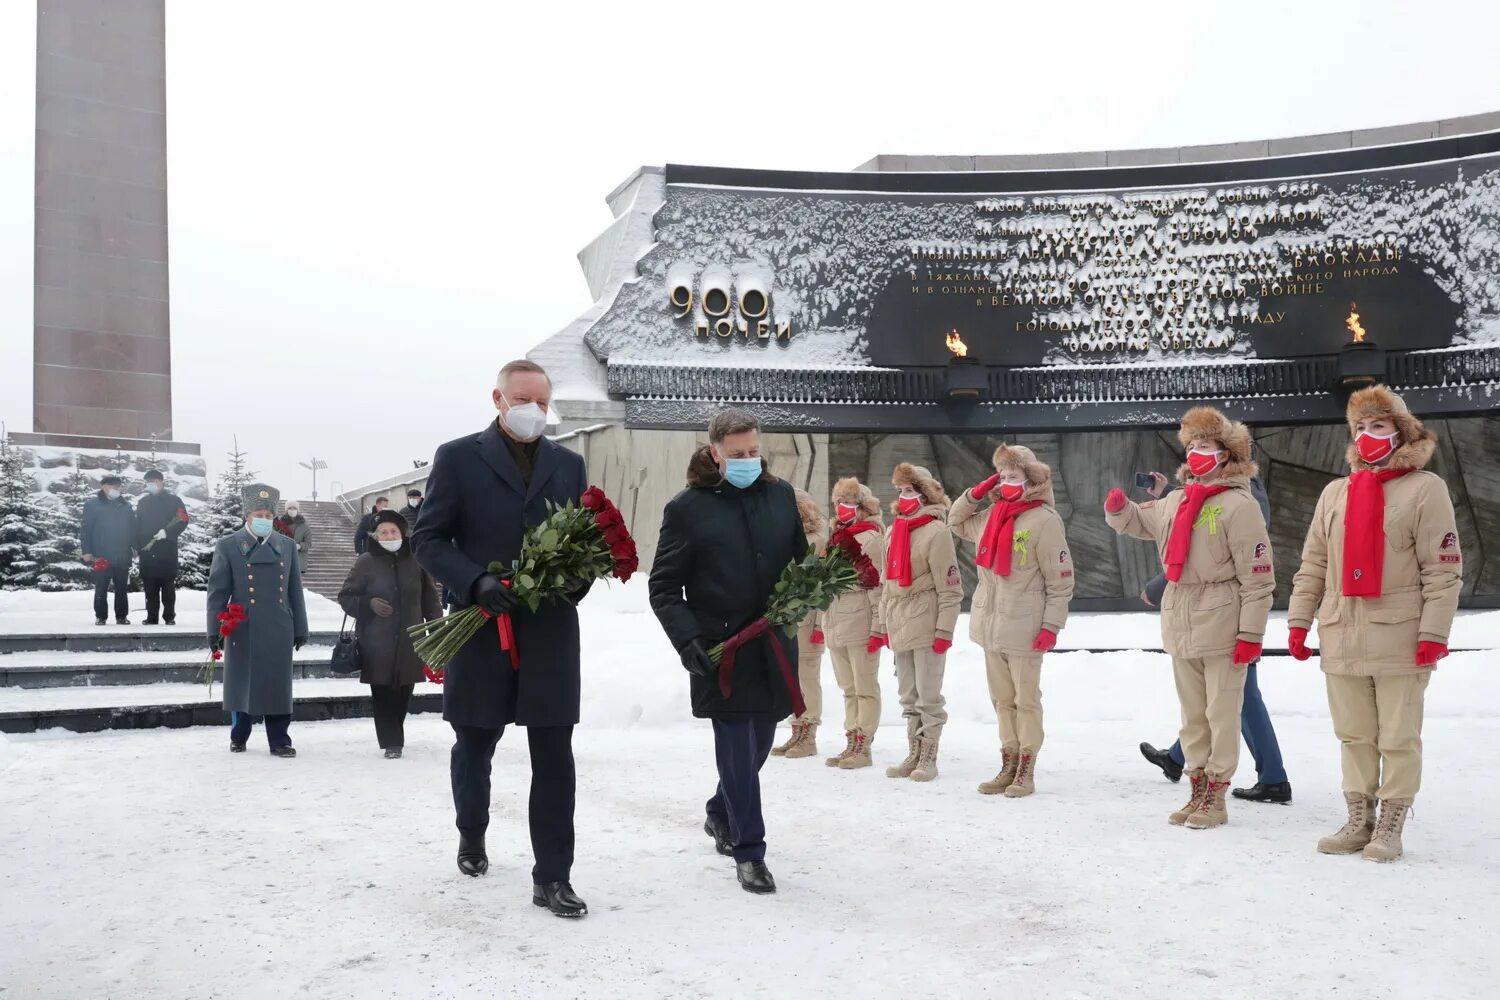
left=329, top=613, right=363, bottom=675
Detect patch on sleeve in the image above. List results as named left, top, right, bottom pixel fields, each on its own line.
left=1058, top=549, right=1070, bottom=564
left=1140, top=501, right=1156, bottom=509
left=1440, top=553, right=1461, bottom=564
left=1059, top=569, right=1073, bottom=579
left=1253, top=542, right=1268, bottom=559
left=945, top=564, right=960, bottom=587
left=1253, top=564, right=1272, bottom=574
left=1440, top=531, right=1458, bottom=550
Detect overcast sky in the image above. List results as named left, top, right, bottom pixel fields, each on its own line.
left=4, top=0, right=1500, bottom=500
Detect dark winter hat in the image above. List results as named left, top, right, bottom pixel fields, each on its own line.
left=407, top=488, right=422, bottom=498
left=101, top=474, right=123, bottom=486
left=373, top=509, right=409, bottom=534
left=144, top=469, right=164, bottom=482
left=242, top=482, right=280, bottom=514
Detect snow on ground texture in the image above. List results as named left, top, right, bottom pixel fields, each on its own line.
left=1, top=580, right=1497, bottom=999
left=0, top=588, right=348, bottom=634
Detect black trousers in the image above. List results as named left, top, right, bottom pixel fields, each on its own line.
left=92, top=565, right=130, bottom=621
left=706, top=714, right=777, bottom=863
left=141, top=574, right=177, bottom=622
left=370, top=684, right=414, bottom=748
left=450, top=723, right=575, bottom=884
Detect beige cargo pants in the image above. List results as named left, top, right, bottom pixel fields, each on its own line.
left=1325, top=672, right=1430, bottom=800
left=1173, top=655, right=1247, bottom=778
left=894, top=647, right=947, bottom=740
left=829, top=642, right=881, bottom=735
left=793, top=618, right=823, bottom=725
left=984, top=650, right=1044, bottom=752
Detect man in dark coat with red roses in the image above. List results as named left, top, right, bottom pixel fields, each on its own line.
left=649, top=407, right=806, bottom=896
left=412, top=358, right=593, bottom=918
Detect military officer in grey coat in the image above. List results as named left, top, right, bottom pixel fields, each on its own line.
left=208, top=483, right=309, bottom=757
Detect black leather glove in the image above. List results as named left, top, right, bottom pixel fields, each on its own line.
left=294, top=636, right=307, bottom=651
left=210, top=635, right=224, bottom=654
left=471, top=574, right=520, bottom=616
left=680, top=639, right=716, bottom=678
left=561, top=578, right=592, bottom=606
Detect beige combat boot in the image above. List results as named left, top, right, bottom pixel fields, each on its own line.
left=1316, top=793, right=1377, bottom=855
left=977, top=750, right=1018, bottom=795
left=771, top=722, right=803, bottom=757
left=1184, top=774, right=1231, bottom=829
left=1362, top=798, right=1413, bottom=863
left=886, top=720, right=922, bottom=778
left=1004, top=749, right=1038, bottom=798
left=838, top=731, right=873, bottom=770
left=910, top=734, right=941, bottom=782
left=784, top=723, right=818, bottom=759
left=825, top=730, right=857, bottom=767
left=1170, top=770, right=1207, bottom=825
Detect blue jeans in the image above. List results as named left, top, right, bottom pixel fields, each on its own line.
left=1169, top=662, right=1287, bottom=783
left=229, top=712, right=292, bottom=749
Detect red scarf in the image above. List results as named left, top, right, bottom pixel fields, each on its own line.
left=886, top=514, right=937, bottom=587
left=1342, top=468, right=1413, bottom=597
left=841, top=520, right=879, bottom=538
left=1164, top=484, right=1231, bottom=582
left=977, top=501, right=1043, bottom=576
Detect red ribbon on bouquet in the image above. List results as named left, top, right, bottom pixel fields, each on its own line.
left=717, top=616, right=806, bottom=718
left=480, top=608, right=521, bottom=671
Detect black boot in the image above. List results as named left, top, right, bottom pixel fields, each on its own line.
left=229, top=741, right=246, bottom=753
left=269, top=745, right=297, bottom=758
left=142, top=617, right=159, bottom=626
left=532, top=881, right=588, bottom=918
left=116, top=617, right=131, bottom=626
left=384, top=747, right=403, bottom=759
left=457, top=831, right=488, bottom=877
left=1139, top=742, right=1183, bottom=783
left=163, top=616, right=176, bottom=626
left=736, top=861, right=776, bottom=894
left=704, top=818, right=732, bottom=857
left=1232, top=781, right=1292, bottom=804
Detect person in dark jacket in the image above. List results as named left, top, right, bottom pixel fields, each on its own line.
left=277, top=502, right=313, bottom=560
left=649, top=408, right=806, bottom=896
left=353, top=497, right=389, bottom=555
left=339, top=510, right=441, bottom=757
left=1135, top=472, right=1292, bottom=803
left=80, top=474, right=137, bottom=625
left=135, top=469, right=189, bottom=625
left=412, top=358, right=592, bottom=918
left=402, top=488, right=423, bottom=529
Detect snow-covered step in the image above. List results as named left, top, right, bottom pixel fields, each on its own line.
left=0, top=644, right=340, bottom=688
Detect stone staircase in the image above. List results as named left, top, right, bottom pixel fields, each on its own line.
left=296, top=500, right=360, bottom=601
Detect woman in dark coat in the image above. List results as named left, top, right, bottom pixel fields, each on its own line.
left=338, top=509, right=442, bottom=757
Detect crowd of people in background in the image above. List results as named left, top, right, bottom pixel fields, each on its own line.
left=79, top=469, right=191, bottom=626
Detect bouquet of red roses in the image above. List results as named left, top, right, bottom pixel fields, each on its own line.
left=91, top=558, right=111, bottom=572
left=200, top=602, right=247, bottom=695
left=708, top=526, right=881, bottom=715
left=408, top=486, right=637, bottom=670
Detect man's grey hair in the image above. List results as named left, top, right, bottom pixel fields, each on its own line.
left=496, top=359, right=551, bottom=390
left=708, top=407, right=761, bottom=444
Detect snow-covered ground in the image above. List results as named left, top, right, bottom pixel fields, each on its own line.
left=1, top=580, right=1497, bottom=999
left=0, top=588, right=348, bottom=634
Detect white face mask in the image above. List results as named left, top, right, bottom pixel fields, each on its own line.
left=104, top=488, right=121, bottom=500
left=501, top=394, right=548, bottom=441
left=377, top=538, right=403, bottom=553
left=146, top=482, right=162, bottom=494
left=286, top=509, right=299, bottom=518
left=408, top=498, right=420, bottom=508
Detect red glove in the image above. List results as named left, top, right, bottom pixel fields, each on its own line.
left=1287, top=627, right=1313, bottom=661
left=1032, top=628, right=1057, bottom=652
left=932, top=637, right=952, bottom=655
left=972, top=474, right=1000, bottom=500
left=1415, top=641, right=1448, bottom=667
left=867, top=634, right=888, bottom=653
left=1104, top=488, right=1127, bottom=514
left=810, top=629, right=825, bottom=645
left=1232, top=640, right=1261, bottom=665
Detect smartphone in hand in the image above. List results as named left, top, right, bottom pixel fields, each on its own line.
left=1134, top=472, right=1156, bottom=490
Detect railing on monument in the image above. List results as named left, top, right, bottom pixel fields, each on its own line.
left=1385, top=346, right=1500, bottom=388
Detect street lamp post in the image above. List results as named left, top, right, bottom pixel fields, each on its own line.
left=299, top=458, right=329, bottom=502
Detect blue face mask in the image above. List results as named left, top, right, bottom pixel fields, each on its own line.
left=723, top=457, right=762, bottom=489
left=249, top=517, right=274, bottom=537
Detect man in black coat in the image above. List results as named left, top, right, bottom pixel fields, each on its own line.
left=354, top=497, right=389, bottom=555
left=80, top=474, right=137, bottom=625
left=401, top=488, right=423, bottom=529
left=136, top=469, right=190, bottom=625
left=649, top=407, right=806, bottom=895
left=413, top=359, right=592, bottom=918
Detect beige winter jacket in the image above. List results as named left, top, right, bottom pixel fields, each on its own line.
left=1105, top=468, right=1275, bottom=658
left=818, top=524, right=885, bottom=647
left=1287, top=436, right=1461, bottom=676
left=879, top=504, right=963, bottom=652
left=950, top=482, right=1074, bottom=654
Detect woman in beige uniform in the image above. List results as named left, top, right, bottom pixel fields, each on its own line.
left=816, top=478, right=886, bottom=770
left=949, top=444, right=1074, bottom=797
left=1287, top=386, right=1462, bottom=863
left=772, top=488, right=830, bottom=759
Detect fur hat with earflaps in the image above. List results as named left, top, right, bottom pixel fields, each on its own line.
left=793, top=487, right=828, bottom=538
left=891, top=462, right=949, bottom=511
left=1176, top=405, right=1257, bottom=481
left=1345, top=385, right=1437, bottom=471
left=831, top=477, right=882, bottom=522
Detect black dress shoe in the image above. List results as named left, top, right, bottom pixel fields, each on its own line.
left=269, top=745, right=297, bottom=758
left=142, top=617, right=159, bottom=626
left=704, top=818, right=733, bottom=857
left=533, top=881, right=588, bottom=918
left=1232, top=781, right=1292, bottom=803
left=736, top=861, right=776, bottom=894
left=457, top=831, right=488, bottom=877
left=116, top=617, right=131, bottom=626
left=95, top=619, right=108, bottom=626
left=1139, top=742, right=1183, bottom=783
left=229, top=742, right=246, bottom=753
left=383, top=747, right=402, bottom=759
left=163, top=617, right=176, bottom=626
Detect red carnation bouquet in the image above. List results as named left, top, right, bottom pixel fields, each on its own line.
left=408, top=486, right=637, bottom=670
left=708, top=525, right=881, bottom=715
left=91, top=558, right=111, bottom=572
left=200, top=602, right=248, bottom=695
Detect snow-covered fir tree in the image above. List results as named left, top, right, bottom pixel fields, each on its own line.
left=182, top=440, right=255, bottom=588
left=36, top=468, right=97, bottom=591
left=0, top=439, right=47, bottom=589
